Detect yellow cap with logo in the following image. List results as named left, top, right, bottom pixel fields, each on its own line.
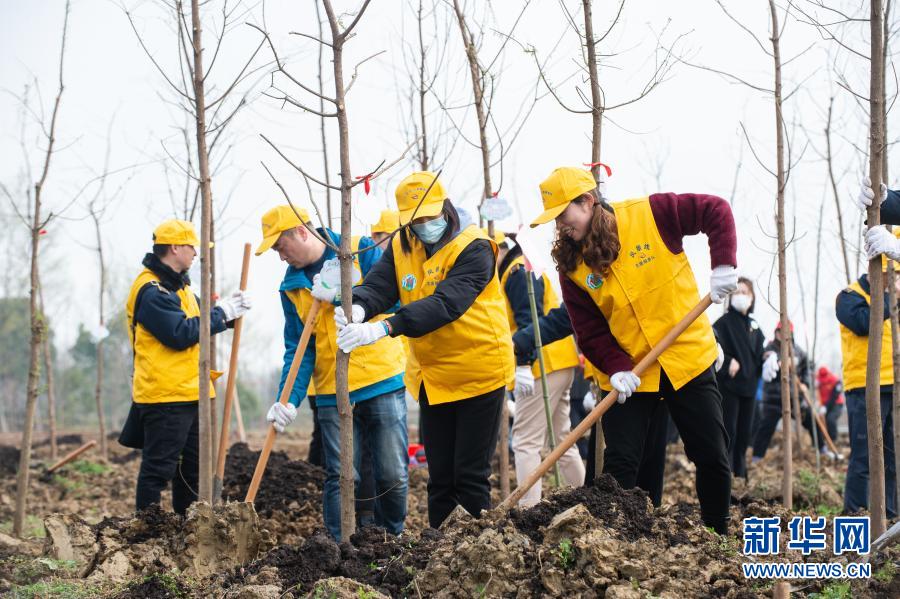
left=153, top=219, right=212, bottom=248
left=255, top=205, right=311, bottom=256
left=530, top=167, right=598, bottom=227
left=395, top=171, right=447, bottom=225
left=372, top=210, right=400, bottom=234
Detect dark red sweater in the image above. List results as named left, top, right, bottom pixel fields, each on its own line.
left=560, top=193, right=737, bottom=376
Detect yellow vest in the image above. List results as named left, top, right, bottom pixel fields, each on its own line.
left=284, top=238, right=406, bottom=395
left=126, top=269, right=217, bottom=404
left=567, top=197, right=717, bottom=392
left=499, top=255, right=579, bottom=383
left=392, top=226, right=515, bottom=404
left=840, top=280, right=894, bottom=391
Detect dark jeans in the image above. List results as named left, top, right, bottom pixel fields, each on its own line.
left=135, top=403, right=199, bottom=515
left=586, top=401, right=669, bottom=507
left=419, top=385, right=504, bottom=528
left=317, top=388, right=409, bottom=540
left=600, top=368, right=732, bottom=534
left=308, top=396, right=324, bottom=467
left=569, top=368, right=592, bottom=459
left=722, top=392, right=756, bottom=478
left=752, top=402, right=822, bottom=459
left=844, top=388, right=897, bottom=517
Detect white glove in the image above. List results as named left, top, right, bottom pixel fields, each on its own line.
left=715, top=343, right=725, bottom=372
left=337, top=321, right=388, bottom=352
left=514, top=365, right=535, bottom=398
left=709, top=265, right=738, bottom=304
left=266, top=402, right=297, bottom=433
left=610, top=371, right=640, bottom=403
left=506, top=398, right=516, bottom=419
left=728, top=358, right=741, bottom=378
left=818, top=405, right=827, bottom=417
left=856, top=177, right=887, bottom=210
left=219, top=290, right=252, bottom=321
left=583, top=391, right=596, bottom=411
left=334, top=304, right=366, bottom=330
left=762, top=353, right=779, bottom=383
left=865, top=225, right=900, bottom=261
left=311, top=273, right=339, bottom=303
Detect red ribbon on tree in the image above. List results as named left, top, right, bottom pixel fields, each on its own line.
left=582, top=162, right=612, bottom=177
left=39, top=229, right=48, bottom=236
left=355, top=174, right=372, bottom=195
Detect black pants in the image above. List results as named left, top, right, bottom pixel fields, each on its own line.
left=752, top=402, right=822, bottom=459
left=419, top=385, right=504, bottom=528
left=569, top=368, right=592, bottom=460
left=135, top=403, right=199, bottom=515
left=722, top=391, right=756, bottom=478
left=586, top=401, right=669, bottom=507
left=601, top=368, right=732, bottom=534
left=824, top=403, right=843, bottom=442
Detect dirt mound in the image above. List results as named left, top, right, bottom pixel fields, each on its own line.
left=110, top=449, right=141, bottom=465
left=112, top=572, right=191, bottom=599
left=509, top=474, right=654, bottom=542
left=0, top=445, right=19, bottom=477
left=222, top=442, right=325, bottom=544
left=34, top=434, right=84, bottom=448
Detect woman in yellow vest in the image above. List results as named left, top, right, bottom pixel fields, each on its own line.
left=530, top=166, right=737, bottom=534
left=496, top=233, right=585, bottom=506
left=335, top=171, right=514, bottom=528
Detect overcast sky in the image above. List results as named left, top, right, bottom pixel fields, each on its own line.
left=0, top=0, right=893, bottom=379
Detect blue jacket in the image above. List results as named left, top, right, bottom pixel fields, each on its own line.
left=278, top=229, right=405, bottom=408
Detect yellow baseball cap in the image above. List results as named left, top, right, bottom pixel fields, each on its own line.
left=153, top=219, right=212, bottom=248
left=530, top=167, right=598, bottom=227
left=372, top=210, right=400, bottom=234
left=395, top=171, right=447, bottom=224
left=482, top=227, right=507, bottom=246
left=255, top=204, right=311, bottom=256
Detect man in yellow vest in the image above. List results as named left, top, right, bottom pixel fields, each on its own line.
left=124, top=219, right=251, bottom=514
left=496, top=233, right=585, bottom=506
left=256, top=205, right=409, bottom=540
left=836, top=226, right=898, bottom=517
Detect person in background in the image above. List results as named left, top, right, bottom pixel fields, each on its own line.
left=712, top=277, right=765, bottom=479
left=530, top=165, right=736, bottom=533
left=751, top=321, right=824, bottom=460
left=371, top=209, right=400, bottom=247
left=123, top=219, right=251, bottom=515
left=257, top=205, right=409, bottom=540
left=336, top=171, right=514, bottom=528
left=816, top=366, right=844, bottom=446
left=497, top=232, right=584, bottom=507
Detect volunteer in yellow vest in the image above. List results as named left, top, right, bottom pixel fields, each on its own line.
left=256, top=205, right=408, bottom=540
left=496, top=233, right=585, bottom=507
left=335, top=171, right=515, bottom=528
left=371, top=209, right=400, bottom=247
left=836, top=216, right=899, bottom=517
left=122, top=219, right=251, bottom=514
left=531, top=166, right=737, bottom=534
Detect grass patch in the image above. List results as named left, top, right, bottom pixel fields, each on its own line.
left=814, top=503, right=842, bottom=518
left=0, top=515, right=46, bottom=539
left=553, top=538, right=575, bottom=570
left=9, top=580, right=99, bottom=599
left=69, top=460, right=110, bottom=476
left=875, top=561, right=896, bottom=583
left=809, top=581, right=852, bottom=599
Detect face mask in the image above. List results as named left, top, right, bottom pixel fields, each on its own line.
left=731, top=294, right=752, bottom=314
left=411, top=216, right=448, bottom=244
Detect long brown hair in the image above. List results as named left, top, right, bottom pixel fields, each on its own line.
left=552, top=196, right=621, bottom=275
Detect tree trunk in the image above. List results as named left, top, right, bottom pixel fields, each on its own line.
left=209, top=216, right=218, bottom=469
left=583, top=0, right=603, bottom=182
left=38, top=287, right=57, bottom=461
left=92, top=212, right=108, bottom=459
left=451, top=0, right=509, bottom=498
left=768, top=0, right=792, bottom=511
left=14, top=0, right=68, bottom=536
left=866, top=0, right=888, bottom=539
left=825, top=98, right=853, bottom=285
left=417, top=0, right=429, bottom=171
left=190, top=0, right=214, bottom=504
left=326, top=15, right=356, bottom=542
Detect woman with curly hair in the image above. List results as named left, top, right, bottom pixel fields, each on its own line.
left=530, top=166, right=737, bottom=534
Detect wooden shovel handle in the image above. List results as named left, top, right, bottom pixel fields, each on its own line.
left=215, top=243, right=252, bottom=485
left=47, top=440, right=97, bottom=473
left=245, top=299, right=322, bottom=503
left=499, top=295, right=713, bottom=510
left=800, top=387, right=841, bottom=456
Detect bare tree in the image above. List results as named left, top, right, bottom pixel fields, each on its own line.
left=825, top=97, right=854, bottom=284
left=9, top=0, right=71, bottom=537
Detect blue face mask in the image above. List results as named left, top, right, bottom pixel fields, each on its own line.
left=411, top=216, right=448, bottom=244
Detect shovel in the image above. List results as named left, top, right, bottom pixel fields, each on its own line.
left=213, top=243, right=252, bottom=501
left=46, top=440, right=97, bottom=474
left=499, top=295, right=714, bottom=510
left=245, top=299, right=322, bottom=503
